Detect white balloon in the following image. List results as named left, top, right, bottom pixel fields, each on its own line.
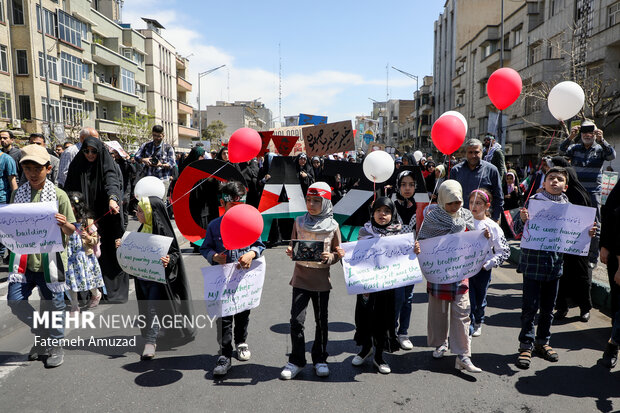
left=547, top=81, right=585, bottom=121
left=134, top=176, right=166, bottom=200
left=363, top=150, right=395, bottom=183
left=439, top=110, right=468, bottom=132
left=413, top=151, right=424, bottom=162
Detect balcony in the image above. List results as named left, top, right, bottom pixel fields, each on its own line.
left=178, top=100, right=193, bottom=115
left=421, top=124, right=432, bottom=134
left=96, top=118, right=122, bottom=134
left=177, top=76, right=192, bottom=92
left=94, top=81, right=140, bottom=105
left=178, top=125, right=199, bottom=139
left=92, top=43, right=124, bottom=67
left=520, top=58, right=564, bottom=85
left=483, top=49, right=511, bottom=71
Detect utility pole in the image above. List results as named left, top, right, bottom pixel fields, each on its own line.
left=498, top=0, right=505, bottom=149
left=39, top=0, right=53, bottom=140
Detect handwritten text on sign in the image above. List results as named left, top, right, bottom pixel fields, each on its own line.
left=202, top=256, right=266, bottom=318
left=116, top=231, right=173, bottom=283
left=521, top=199, right=596, bottom=256
left=601, top=171, right=618, bottom=206
left=341, top=233, right=423, bottom=295
left=302, top=120, right=355, bottom=157
left=417, top=231, right=491, bottom=284
left=0, top=202, right=64, bottom=254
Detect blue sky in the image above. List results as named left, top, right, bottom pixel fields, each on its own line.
left=123, top=0, right=446, bottom=124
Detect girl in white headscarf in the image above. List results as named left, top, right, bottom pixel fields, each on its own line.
left=418, top=180, right=483, bottom=373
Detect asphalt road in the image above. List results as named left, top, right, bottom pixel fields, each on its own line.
left=1, top=237, right=620, bottom=412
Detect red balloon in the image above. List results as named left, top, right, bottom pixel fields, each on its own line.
left=431, top=115, right=466, bottom=155
left=221, top=204, right=264, bottom=250
left=487, top=67, right=522, bottom=110
left=228, top=128, right=262, bottom=163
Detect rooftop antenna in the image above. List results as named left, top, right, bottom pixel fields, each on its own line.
left=386, top=63, right=389, bottom=101
left=227, top=67, right=230, bottom=102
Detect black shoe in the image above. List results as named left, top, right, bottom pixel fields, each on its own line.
left=28, top=343, right=47, bottom=361
left=45, top=346, right=64, bottom=368
left=602, top=342, right=618, bottom=369
left=554, top=309, right=568, bottom=320
left=580, top=312, right=590, bottom=322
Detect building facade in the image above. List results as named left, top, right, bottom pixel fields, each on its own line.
left=192, top=100, right=273, bottom=141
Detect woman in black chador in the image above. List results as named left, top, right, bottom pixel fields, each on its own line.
left=64, top=136, right=127, bottom=302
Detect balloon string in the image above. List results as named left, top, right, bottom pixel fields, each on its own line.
left=523, top=128, right=557, bottom=205
left=373, top=180, right=377, bottom=203
left=168, top=161, right=231, bottom=208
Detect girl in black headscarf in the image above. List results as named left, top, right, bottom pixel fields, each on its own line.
left=347, top=197, right=401, bottom=374
left=295, top=153, right=315, bottom=195
left=64, top=137, right=127, bottom=302
left=131, top=196, right=195, bottom=359
left=179, top=146, right=205, bottom=176
left=551, top=156, right=597, bottom=322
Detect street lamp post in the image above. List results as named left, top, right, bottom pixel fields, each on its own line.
left=197, top=64, right=226, bottom=139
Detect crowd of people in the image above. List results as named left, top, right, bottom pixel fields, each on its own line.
left=1, top=120, right=620, bottom=380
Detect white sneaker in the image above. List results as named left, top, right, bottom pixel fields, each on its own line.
left=280, top=362, right=302, bottom=380
left=432, top=341, right=449, bottom=359
left=314, top=363, right=329, bottom=377
left=351, top=348, right=373, bottom=366
left=455, top=355, right=482, bottom=373
left=213, top=356, right=231, bottom=376
left=472, top=324, right=482, bottom=337
left=373, top=359, right=391, bottom=374
left=237, top=343, right=251, bottom=361
left=398, top=335, right=414, bottom=351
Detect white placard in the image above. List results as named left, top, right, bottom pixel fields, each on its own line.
left=116, top=231, right=173, bottom=283
left=417, top=230, right=491, bottom=284
left=601, top=171, right=618, bottom=206
left=202, top=256, right=266, bottom=317
left=520, top=199, right=596, bottom=256
left=0, top=202, right=64, bottom=254
left=341, top=233, right=423, bottom=295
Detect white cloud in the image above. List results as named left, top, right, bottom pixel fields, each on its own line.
left=121, top=2, right=417, bottom=123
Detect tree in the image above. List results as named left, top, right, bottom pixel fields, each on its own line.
left=202, top=120, right=227, bottom=148
left=115, top=107, right=155, bottom=149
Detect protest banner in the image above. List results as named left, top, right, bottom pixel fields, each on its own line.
left=202, top=256, right=266, bottom=317
left=303, top=120, right=355, bottom=157
left=417, top=230, right=491, bottom=284
left=0, top=201, right=64, bottom=254
left=298, top=113, right=327, bottom=126
left=116, top=231, right=173, bottom=283
left=520, top=199, right=596, bottom=256
left=601, top=171, right=618, bottom=206
left=341, top=233, right=423, bottom=294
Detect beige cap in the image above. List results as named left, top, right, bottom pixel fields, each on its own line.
left=20, top=144, right=50, bottom=165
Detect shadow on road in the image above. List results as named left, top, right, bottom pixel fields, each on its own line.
left=122, top=354, right=211, bottom=387
left=269, top=321, right=355, bottom=335
left=514, top=364, right=620, bottom=412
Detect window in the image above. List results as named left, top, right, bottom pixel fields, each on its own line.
left=36, top=5, right=57, bottom=37
left=18, top=95, right=30, bottom=120
left=0, top=92, right=10, bottom=118
left=123, top=48, right=132, bottom=59
left=480, top=80, right=487, bottom=98
left=61, top=52, right=82, bottom=88
left=38, top=52, right=58, bottom=81
left=0, top=0, right=5, bottom=23
left=82, top=62, right=89, bottom=80
left=0, top=45, right=7, bottom=72
left=610, top=2, right=620, bottom=27
left=513, top=27, right=522, bottom=46
left=58, top=10, right=82, bottom=48
left=528, top=42, right=543, bottom=65
left=15, top=49, right=27, bottom=74
left=482, top=41, right=497, bottom=59
left=478, top=117, right=488, bottom=135
left=548, top=35, right=562, bottom=59
left=133, top=51, right=143, bottom=67
left=121, top=68, right=135, bottom=94
left=41, top=97, right=61, bottom=123
left=61, top=97, right=84, bottom=125
left=11, top=0, right=23, bottom=25
left=80, top=22, right=88, bottom=42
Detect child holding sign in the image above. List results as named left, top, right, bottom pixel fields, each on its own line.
left=514, top=167, right=597, bottom=369
left=417, top=180, right=482, bottom=373
left=280, top=182, right=341, bottom=380
left=345, top=197, right=415, bottom=374
left=65, top=192, right=104, bottom=313
left=392, top=170, right=418, bottom=351
left=7, top=144, right=76, bottom=368
left=468, top=188, right=510, bottom=337
left=201, top=181, right=265, bottom=376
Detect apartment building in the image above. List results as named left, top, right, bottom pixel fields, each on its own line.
left=446, top=0, right=620, bottom=165
left=193, top=100, right=273, bottom=141
left=0, top=0, right=148, bottom=144
left=175, top=54, right=198, bottom=148
left=398, top=76, right=434, bottom=153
